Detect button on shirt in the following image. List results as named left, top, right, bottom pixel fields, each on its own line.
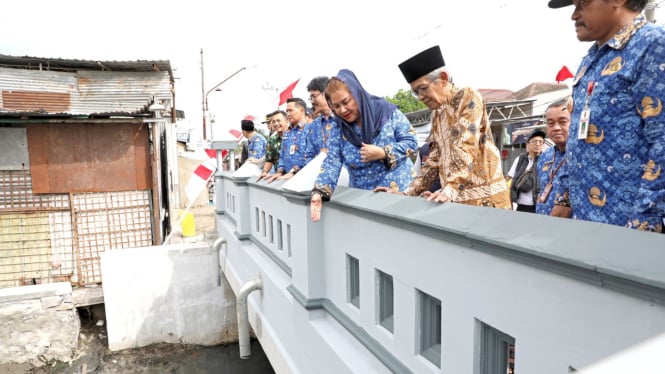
left=559, top=16, right=665, bottom=232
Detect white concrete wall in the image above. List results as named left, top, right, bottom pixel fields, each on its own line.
left=0, top=282, right=79, bottom=365
left=101, top=243, right=237, bottom=351
left=213, top=170, right=665, bottom=374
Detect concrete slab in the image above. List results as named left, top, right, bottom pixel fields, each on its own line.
left=101, top=243, right=237, bottom=351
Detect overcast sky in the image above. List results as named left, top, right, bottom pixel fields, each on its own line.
left=2, top=0, right=640, bottom=138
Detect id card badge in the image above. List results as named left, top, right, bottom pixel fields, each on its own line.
left=538, top=182, right=552, bottom=203
left=289, top=144, right=296, bottom=154
left=577, top=107, right=590, bottom=140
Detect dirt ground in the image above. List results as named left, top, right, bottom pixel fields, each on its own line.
left=0, top=205, right=275, bottom=373
left=170, top=204, right=218, bottom=244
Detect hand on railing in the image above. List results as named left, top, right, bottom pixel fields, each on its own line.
left=256, top=171, right=269, bottom=182
left=373, top=186, right=404, bottom=194
left=423, top=190, right=449, bottom=203
left=311, top=192, right=323, bottom=222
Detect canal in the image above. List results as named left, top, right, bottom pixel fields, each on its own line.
left=1, top=309, right=275, bottom=374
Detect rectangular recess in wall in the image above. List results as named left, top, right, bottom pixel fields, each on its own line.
left=478, top=320, right=515, bottom=374
left=376, top=270, right=394, bottom=333
left=269, top=215, right=274, bottom=243
left=255, top=207, right=259, bottom=232
left=417, top=289, right=441, bottom=368
left=347, top=255, right=360, bottom=308
left=277, top=219, right=283, bottom=251
left=286, top=224, right=292, bottom=256
left=261, top=210, right=266, bottom=237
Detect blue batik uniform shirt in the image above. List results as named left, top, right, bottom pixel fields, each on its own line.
left=247, top=133, right=267, bottom=160
left=277, top=122, right=310, bottom=174
left=304, top=113, right=335, bottom=159
left=536, top=146, right=566, bottom=215
left=558, top=15, right=665, bottom=232
left=313, top=109, right=416, bottom=197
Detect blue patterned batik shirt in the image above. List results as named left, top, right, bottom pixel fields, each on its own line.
left=313, top=109, right=417, bottom=199
left=277, top=122, right=310, bottom=174
left=536, top=146, right=567, bottom=215
left=247, top=133, right=267, bottom=160
left=304, top=113, right=335, bottom=159
left=558, top=15, right=665, bottom=232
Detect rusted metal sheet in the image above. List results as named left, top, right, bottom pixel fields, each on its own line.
left=27, top=122, right=151, bottom=194
left=0, top=189, right=153, bottom=288
left=1, top=90, right=70, bottom=112
left=0, top=66, right=172, bottom=116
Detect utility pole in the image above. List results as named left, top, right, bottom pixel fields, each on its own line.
left=200, top=49, right=207, bottom=140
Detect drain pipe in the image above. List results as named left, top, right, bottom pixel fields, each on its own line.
left=213, top=237, right=227, bottom=254
left=237, top=277, right=263, bottom=359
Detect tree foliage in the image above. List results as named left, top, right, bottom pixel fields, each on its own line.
left=385, top=89, right=427, bottom=114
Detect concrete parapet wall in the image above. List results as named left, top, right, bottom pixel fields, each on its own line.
left=0, top=282, right=79, bottom=365
left=101, top=243, right=238, bottom=351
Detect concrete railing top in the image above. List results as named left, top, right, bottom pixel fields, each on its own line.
left=220, top=171, right=665, bottom=302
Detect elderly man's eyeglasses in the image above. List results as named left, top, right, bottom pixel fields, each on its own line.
left=411, top=79, right=439, bottom=98
left=309, top=92, right=322, bottom=102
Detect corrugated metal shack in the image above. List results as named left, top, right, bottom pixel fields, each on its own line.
left=0, top=54, right=175, bottom=288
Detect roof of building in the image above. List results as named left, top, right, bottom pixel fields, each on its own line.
left=507, top=82, right=569, bottom=101
left=0, top=54, right=173, bottom=118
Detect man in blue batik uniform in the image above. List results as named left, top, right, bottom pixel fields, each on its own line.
left=304, top=76, right=335, bottom=159
left=240, top=119, right=267, bottom=162
left=536, top=99, right=570, bottom=215
left=266, top=98, right=310, bottom=183
left=548, top=0, right=665, bottom=233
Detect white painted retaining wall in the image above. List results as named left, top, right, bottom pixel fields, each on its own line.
left=101, top=243, right=237, bottom=351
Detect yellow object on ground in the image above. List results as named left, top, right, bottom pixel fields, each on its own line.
left=181, top=211, right=196, bottom=237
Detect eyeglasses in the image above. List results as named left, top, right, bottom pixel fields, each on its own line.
left=411, top=79, right=438, bottom=98
left=528, top=140, right=544, bottom=145
left=308, top=92, right=322, bottom=102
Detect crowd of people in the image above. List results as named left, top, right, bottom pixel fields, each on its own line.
left=232, top=0, right=664, bottom=234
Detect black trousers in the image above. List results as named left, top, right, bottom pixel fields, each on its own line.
left=516, top=204, right=536, bottom=213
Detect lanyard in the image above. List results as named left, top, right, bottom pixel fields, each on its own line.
left=548, top=150, right=566, bottom=183
left=577, top=81, right=595, bottom=140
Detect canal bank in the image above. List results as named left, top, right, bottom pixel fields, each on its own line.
left=0, top=308, right=274, bottom=374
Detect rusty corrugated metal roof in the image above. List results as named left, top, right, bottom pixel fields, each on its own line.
left=0, top=55, right=173, bottom=118
left=0, top=54, right=172, bottom=76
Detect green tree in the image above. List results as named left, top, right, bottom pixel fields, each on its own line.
left=385, top=89, right=427, bottom=114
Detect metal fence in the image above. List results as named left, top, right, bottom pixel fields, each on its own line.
left=0, top=169, right=153, bottom=288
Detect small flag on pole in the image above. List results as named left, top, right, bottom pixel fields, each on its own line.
left=183, top=129, right=243, bottom=204
left=278, top=79, right=300, bottom=105
left=184, top=156, right=216, bottom=205
left=555, top=66, right=574, bottom=84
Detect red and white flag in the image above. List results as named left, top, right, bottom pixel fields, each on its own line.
left=555, top=66, right=574, bottom=84
left=278, top=79, right=300, bottom=106
left=183, top=129, right=243, bottom=204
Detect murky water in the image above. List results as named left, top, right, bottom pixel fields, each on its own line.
left=1, top=314, right=275, bottom=374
